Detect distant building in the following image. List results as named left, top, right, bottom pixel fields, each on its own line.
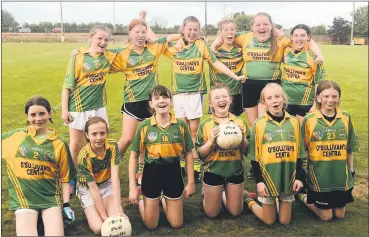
left=148, top=17, right=168, bottom=28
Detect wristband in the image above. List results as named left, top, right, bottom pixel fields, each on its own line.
left=63, top=202, right=70, bottom=208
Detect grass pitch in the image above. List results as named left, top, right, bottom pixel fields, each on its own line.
left=1, top=43, right=368, bottom=236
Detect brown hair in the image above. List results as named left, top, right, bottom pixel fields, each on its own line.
left=208, top=83, right=232, bottom=113
left=315, top=80, right=341, bottom=109
left=25, top=96, right=54, bottom=124
left=84, top=116, right=109, bottom=142
left=148, top=85, right=172, bottom=114
left=253, top=12, right=277, bottom=60
left=127, top=19, right=148, bottom=44
left=89, top=25, right=111, bottom=38
left=260, top=83, right=288, bottom=110
left=217, top=18, right=237, bottom=32
left=180, top=16, right=201, bottom=44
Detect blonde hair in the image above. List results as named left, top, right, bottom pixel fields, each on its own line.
left=315, top=80, right=341, bottom=109
left=252, top=12, right=277, bottom=60
left=89, top=25, right=111, bottom=38
left=260, top=83, right=288, bottom=110
left=180, top=16, right=201, bottom=37
left=217, top=18, right=237, bottom=34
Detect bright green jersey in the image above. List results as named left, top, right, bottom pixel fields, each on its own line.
left=301, top=109, right=359, bottom=192
left=165, top=39, right=218, bottom=94
left=235, top=32, right=291, bottom=81
left=110, top=37, right=168, bottom=103
left=247, top=112, right=305, bottom=196
left=196, top=113, right=250, bottom=178
left=1, top=127, right=76, bottom=211
left=281, top=46, right=326, bottom=105
left=63, top=48, right=122, bottom=112
left=131, top=114, right=194, bottom=165
left=209, top=45, right=243, bottom=95
left=77, top=139, right=121, bottom=187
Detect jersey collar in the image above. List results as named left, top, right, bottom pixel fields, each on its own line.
left=27, top=126, right=58, bottom=143
left=150, top=113, right=177, bottom=126
left=315, top=108, right=344, bottom=119
left=211, top=112, right=237, bottom=124
left=264, top=111, right=292, bottom=121
left=87, top=139, right=111, bottom=157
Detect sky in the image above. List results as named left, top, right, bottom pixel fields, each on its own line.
left=2, top=1, right=368, bottom=29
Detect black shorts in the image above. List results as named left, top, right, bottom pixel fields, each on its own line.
left=242, top=79, right=281, bottom=108
left=141, top=161, right=184, bottom=199
left=203, top=171, right=244, bottom=186
left=121, top=100, right=151, bottom=121
left=286, top=104, right=312, bottom=117
left=208, top=94, right=244, bottom=117
left=307, top=188, right=354, bottom=209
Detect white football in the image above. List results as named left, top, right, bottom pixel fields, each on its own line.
left=101, top=215, right=132, bottom=236
left=216, top=122, right=243, bottom=150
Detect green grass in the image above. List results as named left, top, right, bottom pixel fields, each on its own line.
left=1, top=43, right=368, bottom=236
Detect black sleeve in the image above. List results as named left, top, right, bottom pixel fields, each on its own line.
left=295, top=159, right=303, bottom=181
left=251, top=160, right=264, bottom=183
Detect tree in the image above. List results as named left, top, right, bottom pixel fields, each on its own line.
left=328, top=17, right=351, bottom=44
left=204, top=24, right=218, bottom=35
left=274, top=24, right=283, bottom=30
left=311, top=24, right=327, bottom=35
left=232, top=12, right=253, bottom=31
left=1, top=10, right=19, bottom=32
left=353, top=5, right=368, bottom=36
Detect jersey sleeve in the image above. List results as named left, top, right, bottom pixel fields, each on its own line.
left=347, top=113, right=360, bottom=152
left=280, top=36, right=292, bottom=48
left=195, top=123, right=206, bottom=157
left=314, top=64, right=326, bottom=84
left=63, top=56, right=77, bottom=90
left=77, top=148, right=94, bottom=186
left=202, top=42, right=218, bottom=65
left=247, top=124, right=258, bottom=161
left=58, top=142, right=76, bottom=183
left=300, top=117, right=309, bottom=152
left=110, top=49, right=128, bottom=73
left=234, top=31, right=248, bottom=46
left=182, top=121, right=194, bottom=152
left=110, top=141, right=122, bottom=166
left=153, top=36, right=169, bottom=56
left=131, top=123, right=146, bottom=153
left=1, top=128, right=23, bottom=140
left=296, top=122, right=307, bottom=160
left=164, top=43, right=176, bottom=59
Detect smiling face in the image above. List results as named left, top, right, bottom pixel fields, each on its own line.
left=209, top=88, right=232, bottom=116
left=317, top=88, right=340, bottom=113
left=252, top=14, right=273, bottom=42
left=262, top=86, right=285, bottom=116
left=149, top=93, right=171, bottom=115
left=129, top=24, right=147, bottom=49
left=27, top=105, right=51, bottom=132
left=86, top=122, right=108, bottom=150
left=292, top=28, right=310, bottom=50
left=221, top=22, right=236, bottom=45
left=89, top=30, right=110, bottom=54
left=182, top=21, right=200, bottom=43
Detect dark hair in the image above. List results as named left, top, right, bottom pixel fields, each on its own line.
left=25, top=96, right=53, bottom=124
left=253, top=12, right=277, bottom=60
left=84, top=116, right=109, bottom=142
left=148, top=85, right=172, bottom=114
left=315, top=80, right=341, bottom=109
left=290, top=24, right=311, bottom=36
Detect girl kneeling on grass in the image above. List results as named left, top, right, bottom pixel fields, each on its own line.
left=245, top=83, right=305, bottom=225
left=128, top=85, right=195, bottom=230
left=77, top=116, right=126, bottom=235
left=297, top=80, right=359, bottom=221
left=2, top=96, right=76, bottom=236
left=196, top=84, right=251, bottom=218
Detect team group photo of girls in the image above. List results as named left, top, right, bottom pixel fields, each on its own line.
left=1, top=2, right=367, bottom=236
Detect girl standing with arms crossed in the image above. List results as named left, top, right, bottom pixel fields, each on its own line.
left=196, top=84, right=250, bottom=218
left=128, top=85, right=195, bottom=230
left=77, top=117, right=126, bottom=235
left=297, top=80, right=359, bottom=221
left=2, top=96, right=76, bottom=236
left=244, top=83, right=305, bottom=225
left=164, top=16, right=246, bottom=180
left=281, top=24, right=326, bottom=124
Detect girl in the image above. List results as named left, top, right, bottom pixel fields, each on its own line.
left=196, top=84, right=250, bottom=218
left=244, top=83, right=304, bottom=225
left=164, top=16, right=246, bottom=181
left=77, top=116, right=126, bottom=235
left=2, top=96, right=76, bottom=236
left=281, top=24, right=326, bottom=124
left=298, top=80, right=359, bottom=221
left=211, top=12, right=324, bottom=179
left=209, top=19, right=244, bottom=117
left=211, top=12, right=324, bottom=127
left=128, top=85, right=195, bottom=230
left=62, top=25, right=121, bottom=167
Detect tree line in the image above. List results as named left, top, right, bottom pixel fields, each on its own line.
left=2, top=6, right=368, bottom=44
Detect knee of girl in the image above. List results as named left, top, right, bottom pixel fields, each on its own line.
left=169, top=220, right=183, bottom=229
left=119, top=138, right=133, bottom=148
left=90, top=226, right=101, bottom=236
left=70, top=141, right=83, bottom=151
left=279, top=217, right=291, bottom=225
left=263, top=217, right=276, bottom=226
left=229, top=208, right=242, bottom=217
left=144, top=221, right=158, bottom=231
left=320, top=213, right=333, bottom=222
left=205, top=210, right=220, bottom=219
left=334, top=212, right=345, bottom=219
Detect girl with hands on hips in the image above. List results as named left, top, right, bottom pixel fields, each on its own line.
left=245, top=83, right=304, bottom=226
